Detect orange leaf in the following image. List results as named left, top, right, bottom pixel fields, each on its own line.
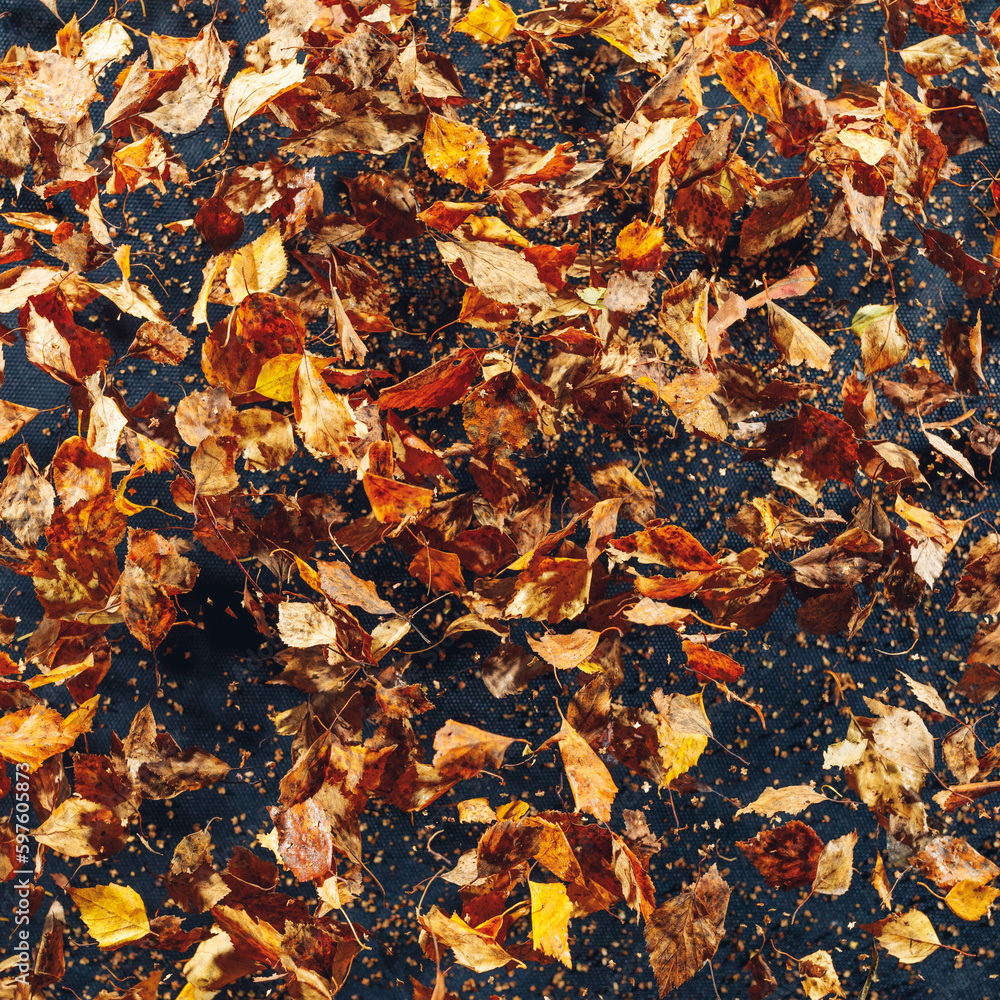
left=681, top=639, right=744, bottom=684
left=0, top=695, right=99, bottom=770
left=364, top=474, right=434, bottom=523
left=553, top=721, right=617, bottom=822
left=715, top=51, right=782, bottom=120
left=616, top=220, right=664, bottom=271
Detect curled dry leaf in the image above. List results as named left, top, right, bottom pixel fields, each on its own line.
left=799, top=950, right=844, bottom=999
left=419, top=906, right=524, bottom=973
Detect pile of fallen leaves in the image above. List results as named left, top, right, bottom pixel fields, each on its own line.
left=2, top=0, right=1000, bottom=997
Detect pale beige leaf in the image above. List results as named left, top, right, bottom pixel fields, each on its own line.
left=799, top=950, right=844, bottom=999
left=899, top=670, right=954, bottom=718
left=436, top=239, right=552, bottom=308
left=735, top=784, right=830, bottom=819
left=277, top=601, right=340, bottom=648
left=863, top=909, right=940, bottom=964
left=223, top=60, right=305, bottom=130
left=812, top=831, right=857, bottom=896
left=768, top=302, right=834, bottom=370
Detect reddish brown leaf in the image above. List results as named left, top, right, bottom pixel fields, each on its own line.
left=737, top=820, right=824, bottom=890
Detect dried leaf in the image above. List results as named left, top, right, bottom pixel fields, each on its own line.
left=737, top=821, right=824, bottom=890
left=423, top=114, right=490, bottom=193
left=735, top=784, right=830, bottom=819
left=644, top=865, right=730, bottom=997
left=799, top=950, right=844, bottom=999
left=861, top=909, right=940, bottom=964
left=454, top=0, right=518, bottom=44
left=811, top=831, right=857, bottom=895
left=529, top=880, right=573, bottom=967
left=68, top=884, right=150, bottom=949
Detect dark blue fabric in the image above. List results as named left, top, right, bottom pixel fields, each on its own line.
left=1, top=1, right=998, bottom=998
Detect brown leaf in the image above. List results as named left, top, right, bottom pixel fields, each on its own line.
left=737, top=820, right=824, bottom=889
left=463, top=370, right=540, bottom=454
left=739, top=177, right=811, bottom=258
left=127, top=321, right=193, bottom=366
left=941, top=314, right=986, bottom=393
left=746, top=950, right=778, bottom=1000
left=120, top=529, right=198, bottom=651
left=852, top=304, right=909, bottom=376
left=194, top=193, right=245, bottom=254
left=644, top=865, right=731, bottom=997
left=949, top=533, right=1000, bottom=614
left=119, top=705, right=230, bottom=800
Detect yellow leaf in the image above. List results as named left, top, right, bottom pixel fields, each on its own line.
left=419, top=906, right=525, bottom=973
left=655, top=690, right=710, bottom=786
left=423, top=113, right=490, bottom=193
left=226, top=226, right=287, bottom=303
left=256, top=353, right=335, bottom=402
left=715, top=51, right=782, bottom=121
left=454, top=0, right=518, bottom=44
left=25, top=654, right=95, bottom=690
left=529, top=880, right=573, bottom=968
left=69, top=884, right=150, bottom=949
left=0, top=695, right=99, bottom=770
left=946, top=880, right=1000, bottom=921
left=495, top=799, right=530, bottom=821
left=660, top=739, right=709, bottom=783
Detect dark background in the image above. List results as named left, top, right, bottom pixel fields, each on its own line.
left=1, top=0, right=999, bottom=997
